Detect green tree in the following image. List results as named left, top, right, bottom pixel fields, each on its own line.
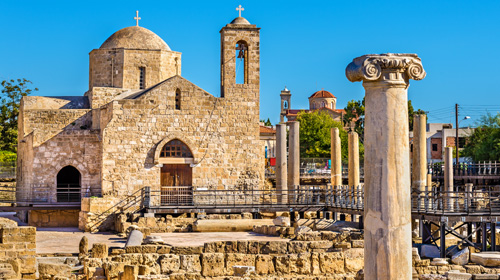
left=343, top=97, right=364, bottom=136
left=296, top=110, right=363, bottom=163
left=463, top=112, right=500, bottom=161
left=343, top=98, right=426, bottom=137
left=0, top=79, right=38, bottom=152
left=260, top=118, right=272, bottom=126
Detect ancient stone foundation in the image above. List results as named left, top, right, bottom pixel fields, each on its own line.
left=0, top=218, right=37, bottom=279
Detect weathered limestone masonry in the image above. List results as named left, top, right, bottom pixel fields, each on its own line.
left=331, top=128, right=342, bottom=187
left=17, top=17, right=264, bottom=228
left=346, top=53, right=426, bottom=279
left=288, top=121, right=300, bottom=189
left=412, top=114, right=427, bottom=193
left=81, top=235, right=365, bottom=279
left=276, top=124, right=287, bottom=204
left=348, top=131, right=360, bottom=188
left=0, top=218, right=36, bottom=279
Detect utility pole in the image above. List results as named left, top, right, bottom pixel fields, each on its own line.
left=455, top=103, right=459, bottom=168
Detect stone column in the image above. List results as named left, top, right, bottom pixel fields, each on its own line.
left=346, top=53, right=426, bottom=280
left=276, top=124, right=288, bottom=204
left=348, top=131, right=360, bottom=188
left=331, top=128, right=342, bottom=186
left=412, top=114, right=427, bottom=192
left=288, top=121, right=300, bottom=190
left=444, top=146, right=453, bottom=210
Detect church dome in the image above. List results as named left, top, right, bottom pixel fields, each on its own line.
left=100, top=26, right=171, bottom=51
left=230, top=17, right=251, bottom=25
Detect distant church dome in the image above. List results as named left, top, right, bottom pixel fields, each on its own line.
left=100, top=26, right=171, bottom=51
left=230, top=17, right=251, bottom=25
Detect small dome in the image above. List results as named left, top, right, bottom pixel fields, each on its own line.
left=230, top=17, right=251, bottom=25
left=100, top=26, right=171, bottom=51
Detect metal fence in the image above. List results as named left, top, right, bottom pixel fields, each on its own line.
left=429, top=161, right=500, bottom=177
left=0, top=162, right=15, bottom=180
left=266, top=158, right=364, bottom=178
left=411, top=185, right=500, bottom=215
left=1, top=184, right=101, bottom=204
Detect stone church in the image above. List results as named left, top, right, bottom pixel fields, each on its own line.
left=16, top=15, right=263, bottom=227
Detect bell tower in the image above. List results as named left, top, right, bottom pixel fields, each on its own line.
left=220, top=9, right=260, bottom=98
left=280, top=87, right=291, bottom=123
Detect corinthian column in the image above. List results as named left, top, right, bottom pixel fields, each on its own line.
left=346, top=53, right=426, bottom=280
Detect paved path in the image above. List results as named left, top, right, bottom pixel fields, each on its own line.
left=36, top=228, right=287, bottom=254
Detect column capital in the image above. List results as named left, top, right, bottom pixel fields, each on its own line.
left=346, top=53, right=426, bottom=87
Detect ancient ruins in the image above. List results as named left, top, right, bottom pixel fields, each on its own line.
left=2, top=6, right=500, bottom=280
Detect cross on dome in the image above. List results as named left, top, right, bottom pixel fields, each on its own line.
left=134, top=10, right=141, bottom=26
left=236, top=5, right=244, bottom=17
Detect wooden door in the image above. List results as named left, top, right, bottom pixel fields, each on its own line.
left=160, top=164, right=193, bottom=205
left=161, top=164, right=192, bottom=186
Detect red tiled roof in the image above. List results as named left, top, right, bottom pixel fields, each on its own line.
left=309, top=90, right=336, bottom=99
left=260, top=126, right=275, bottom=134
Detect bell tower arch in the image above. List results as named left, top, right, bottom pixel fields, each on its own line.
left=280, top=87, right=291, bottom=123
left=220, top=12, right=260, bottom=98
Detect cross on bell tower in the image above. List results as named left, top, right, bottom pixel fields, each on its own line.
left=236, top=5, right=244, bottom=17
left=134, top=10, right=141, bottom=26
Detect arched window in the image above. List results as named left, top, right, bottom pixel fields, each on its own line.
left=322, top=101, right=326, bottom=108
left=160, top=139, right=193, bottom=158
left=235, top=41, right=248, bottom=84
left=175, top=89, right=181, bottom=110
left=331, top=102, right=334, bottom=109
left=283, top=100, right=288, bottom=109
left=56, top=166, right=81, bottom=202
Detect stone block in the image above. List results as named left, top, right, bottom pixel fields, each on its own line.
left=180, top=255, right=201, bottom=273
left=91, top=243, right=108, bottom=258
left=274, top=255, right=290, bottom=274
left=122, top=265, right=138, bottom=280
left=38, top=263, right=71, bottom=278
left=159, top=254, right=180, bottom=274
left=102, top=261, right=124, bottom=279
left=352, top=240, right=364, bottom=248
left=446, top=271, right=472, bottom=280
left=288, top=241, right=309, bottom=254
left=431, top=258, right=449, bottom=266
left=319, top=252, right=344, bottom=274
left=473, top=275, right=499, bottom=280
left=255, top=255, right=274, bottom=275
left=225, top=241, right=239, bottom=253
left=451, top=247, right=469, bottom=266
left=421, top=244, right=441, bottom=259
left=237, top=241, right=248, bottom=253
left=204, top=241, right=225, bottom=253
left=464, top=265, right=483, bottom=275
left=344, top=248, right=364, bottom=273
left=259, top=241, right=288, bottom=254
left=170, top=246, right=203, bottom=255
left=125, top=230, right=143, bottom=247
left=233, top=265, right=255, bottom=276
left=226, top=253, right=256, bottom=275
left=309, top=240, right=333, bottom=249
left=273, top=216, right=290, bottom=227
left=247, top=241, right=260, bottom=254
left=201, top=253, right=224, bottom=277
left=290, top=253, right=311, bottom=274
left=471, top=252, right=500, bottom=267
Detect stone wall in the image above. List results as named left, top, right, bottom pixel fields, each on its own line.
left=0, top=218, right=36, bottom=279
left=89, top=48, right=181, bottom=91
left=99, top=75, right=263, bottom=197
left=83, top=238, right=364, bottom=279
left=29, top=210, right=79, bottom=227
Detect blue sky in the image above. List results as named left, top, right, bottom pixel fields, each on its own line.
left=2, top=0, right=499, bottom=126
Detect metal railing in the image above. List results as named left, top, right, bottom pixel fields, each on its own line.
left=0, top=162, right=15, bottom=180
left=1, top=184, right=101, bottom=204
left=266, top=158, right=364, bottom=179
left=429, top=161, right=500, bottom=177
left=411, top=185, right=500, bottom=215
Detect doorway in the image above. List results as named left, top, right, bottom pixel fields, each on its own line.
left=56, top=166, right=81, bottom=202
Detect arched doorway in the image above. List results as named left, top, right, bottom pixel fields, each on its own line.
left=159, top=139, right=193, bottom=205
left=56, top=166, right=81, bottom=202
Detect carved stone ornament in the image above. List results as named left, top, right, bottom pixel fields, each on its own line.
left=346, top=53, right=426, bottom=86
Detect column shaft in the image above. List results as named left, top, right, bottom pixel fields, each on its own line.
left=348, top=131, right=360, bottom=187
left=331, top=128, right=342, bottom=186
left=412, top=114, right=427, bottom=192
left=276, top=124, right=287, bottom=204
left=288, top=121, right=300, bottom=189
